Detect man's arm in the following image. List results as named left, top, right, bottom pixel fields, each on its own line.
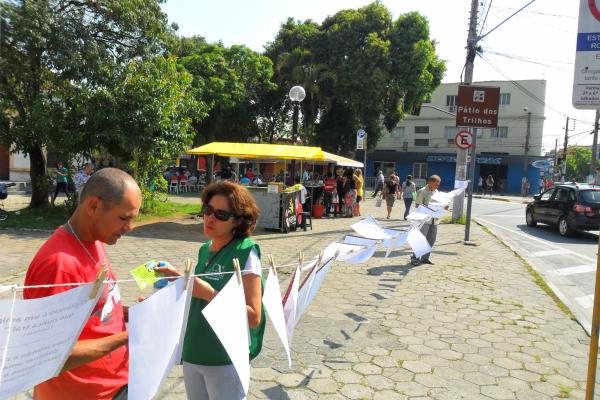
left=61, top=332, right=128, bottom=373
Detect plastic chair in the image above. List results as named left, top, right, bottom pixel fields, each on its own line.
left=188, top=177, right=198, bottom=191
left=179, top=179, right=188, bottom=192
left=169, top=180, right=179, bottom=194
left=300, top=211, right=312, bottom=231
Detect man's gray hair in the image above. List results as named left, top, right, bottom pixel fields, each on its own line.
left=428, top=175, right=441, bottom=183
left=80, top=168, right=139, bottom=209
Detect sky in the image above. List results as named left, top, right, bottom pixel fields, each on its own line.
left=161, top=0, right=591, bottom=154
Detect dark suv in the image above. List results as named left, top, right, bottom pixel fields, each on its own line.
left=526, top=183, right=600, bottom=236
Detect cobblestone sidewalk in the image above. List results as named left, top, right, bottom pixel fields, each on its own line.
left=1, top=197, right=596, bottom=399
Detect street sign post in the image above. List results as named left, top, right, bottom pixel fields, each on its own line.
left=356, top=129, right=366, bottom=150
left=454, top=130, right=473, bottom=149
left=573, top=0, right=600, bottom=109
left=456, top=85, right=500, bottom=245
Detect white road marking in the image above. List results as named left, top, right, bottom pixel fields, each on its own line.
left=473, top=217, right=597, bottom=264
left=531, top=249, right=570, bottom=257
left=575, top=295, right=594, bottom=309
left=555, top=264, right=597, bottom=276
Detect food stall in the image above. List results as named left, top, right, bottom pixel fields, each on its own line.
left=187, top=142, right=327, bottom=232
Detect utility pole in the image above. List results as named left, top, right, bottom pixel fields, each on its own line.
left=591, top=110, right=599, bottom=178
left=554, top=138, right=558, bottom=180
left=463, top=0, right=480, bottom=244
left=562, top=117, right=569, bottom=182
left=522, top=110, right=532, bottom=195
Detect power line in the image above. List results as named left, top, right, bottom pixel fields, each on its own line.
left=478, top=0, right=537, bottom=42
left=490, top=5, right=576, bottom=19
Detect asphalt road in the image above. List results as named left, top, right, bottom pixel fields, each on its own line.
left=471, top=197, right=599, bottom=335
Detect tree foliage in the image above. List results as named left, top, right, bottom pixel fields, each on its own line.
left=173, top=37, right=276, bottom=144
left=263, top=2, right=445, bottom=154
left=565, top=146, right=592, bottom=179
left=0, top=0, right=172, bottom=207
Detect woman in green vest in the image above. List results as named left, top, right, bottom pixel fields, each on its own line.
left=159, top=181, right=265, bottom=399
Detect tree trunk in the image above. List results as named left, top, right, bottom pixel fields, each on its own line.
left=28, top=144, right=49, bottom=208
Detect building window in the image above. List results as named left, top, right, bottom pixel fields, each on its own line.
left=446, top=95, right=457, bottom=112
left=413, top=162, right=428, bottom=179
left=414, top=139, right=429, bottom=147
left=490, top=126, right=508, bottom=138
left=500, top=93, right=511, bottom=105
left=391, top=127, right=405, bottom=138
left=414, top=126, right=429, bottom=134
left=445, top=126, right=459, bottom=144
left=402, top=141, right=408, bottom=151
left=373, top=161, right=396, bottom=176
left=446, top=95, right=457, bottom=107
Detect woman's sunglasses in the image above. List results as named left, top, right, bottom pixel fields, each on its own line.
left=204, top=204, right=237, bottom=222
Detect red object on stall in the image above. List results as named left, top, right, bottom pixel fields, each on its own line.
left=312, top=204, right=324, bottom=218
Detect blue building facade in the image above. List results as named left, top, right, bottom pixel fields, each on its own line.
left=367, top=151, right=545, bottom=195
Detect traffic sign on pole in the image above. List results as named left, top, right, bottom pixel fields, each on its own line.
left=454, top=130, right=473, bottom=149
left=573, top=0, right=600, bottom=109
left=356, top=129, right=366, bottom=150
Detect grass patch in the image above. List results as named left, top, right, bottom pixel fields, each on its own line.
left=0, top=205, right=71, bottom=230
left=0, top=201, right=200, bottom=230
left=473, top=220, right=576, bottom=320
left=467, top=296, right=481, bottom=302
left=136, top=201, right=200, bottom=222
left=490, top=298, right=503, bottom=305
left=441, top=215, right=468, bottom=225
left=558, top=386, right=574, bottom=398
left=540, top=375, right=547, bottom=382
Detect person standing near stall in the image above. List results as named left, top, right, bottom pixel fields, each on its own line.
left=354, top=169, right=364, bottom=217
left=335, top=167, right=345, bottom=217
left=323, top=173, right=337, bottom=216
left=343, top=168, right=357, bottom=217
left=381, top=171, right=400, bottom=219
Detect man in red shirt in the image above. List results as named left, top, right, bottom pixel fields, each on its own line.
left=323, top=173, right=337, bottom=216
left=24, top=168, right=141, bottom=400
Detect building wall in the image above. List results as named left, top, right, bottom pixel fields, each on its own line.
left=376, top=80, right=546, bottom=157
left=9, top=150, right=30, bottom=181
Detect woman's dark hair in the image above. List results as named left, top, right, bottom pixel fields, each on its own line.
left=405, top=175, right=412, bottom=185
left=201, top=181, right=260, bottom=238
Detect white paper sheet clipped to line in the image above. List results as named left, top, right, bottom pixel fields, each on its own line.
left=322, top=242, right=363, bottom=261
left=202, top=272, right=251, bottom=395
left=406, top=211, right=432, bottom=227
left=262, top=268, right=292, bottom=367
left=407, top=227, right=432, bottom=258
left=384, top=232, right=409, bottom=258
left=0, top=282, right=102, bottom=399
left=296, top=261, right=318, bottom=320
left=416, top=205, right=445, bottom=219
left=432, top=188, right=464, bottom=205
left=128, top=275, right=193, bottom=400
left=282, top=264, right=301, bottom=347
left=304, top=258, right=334, bottom=310
left=343, top=235, right=379, bottom=246
left=350, top=216, right=390, bottom=240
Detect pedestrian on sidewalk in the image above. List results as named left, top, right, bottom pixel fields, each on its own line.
left=323, top=173, right=337, bottom=216
left=372, top=170, right=384, bottom=197
left=343, top=168, right=356, bottom=217
left=24, top=168, right=142, bottom=400
left=401, top=175, right=416, bottom=220
left=477, top=176, right=483, bottom=194
left=382, top=172, right=400, bottom=219
left=336, top=167, right=345, bottom=217
left=51, top=161, right=71, bottom=205
left=539, top=176, right=546, bottom=194
left=157, top=181, right=265, bottom=400
left=410, top=175, right=448, bottom=266
left=485, top=174, right=494, bottom=197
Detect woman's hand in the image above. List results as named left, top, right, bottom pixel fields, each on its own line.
left=192, top=278, right=218, bottom=301
left=155, top=265, right=181, bottom=282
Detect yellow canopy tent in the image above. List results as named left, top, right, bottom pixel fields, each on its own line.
left=186, top=142, right=326, bottom=161
left=322, top=151, right=364, bottom=168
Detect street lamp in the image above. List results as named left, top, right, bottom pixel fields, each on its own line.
left=522, top=107, right=532, bottom=195
left=289, top=85, right=305, bottom=181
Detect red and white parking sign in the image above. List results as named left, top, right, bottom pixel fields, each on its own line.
left=454, top=130, right=473, bottom=149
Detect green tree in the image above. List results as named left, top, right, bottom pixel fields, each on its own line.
left=0, top=0, right=171, bottom=207
left=85, top=57, right=201, bottom=194
left=565, top=146, right=592, bottom=180
left=262, top=2, right=445, bottom=155
left=176, top=40, right=275, bottom=144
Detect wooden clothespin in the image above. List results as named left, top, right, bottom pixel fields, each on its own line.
left=314, top=250, right=324, bottom=271
left=90, top=265, right=108, bottom=300
left=184, top=259, right=193, bottom=290
left=298, top=252, right=304, bottom=271
left=232, top=258, right=243, bottom=284
left=267, top=254, right=278, bottom=277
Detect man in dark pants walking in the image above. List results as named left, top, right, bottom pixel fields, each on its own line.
left=410, top=175, right=448, bottom=266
